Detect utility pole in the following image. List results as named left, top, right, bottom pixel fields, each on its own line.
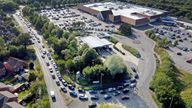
left=100, top=73, right=104, bottom=88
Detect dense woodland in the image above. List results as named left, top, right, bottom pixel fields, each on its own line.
left=22, top=6, right=128, bottom=86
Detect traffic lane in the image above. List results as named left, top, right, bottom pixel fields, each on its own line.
left=32, top=29, right=67, bottom=108
left=14, top=12, right=67, bottom=108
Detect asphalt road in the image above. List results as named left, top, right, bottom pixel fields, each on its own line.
left=113, top=29, right=157, bottom=108
left=13, top=10, right=67, bottom=108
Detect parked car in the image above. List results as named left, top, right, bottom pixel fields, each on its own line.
left=177, top=52, right=182, bottom=56
left=113, top=90, right=121, bottom=96
left=79, top=94, right=88, bottom=101
left=90, top=95, right=99, bottom=100
left=99, top=90, right=106, bottom=94
left=123, top=82, right=129, bottom=87
left=89, top=90, right=97, bottom=94
left=78, top=88, right=85, bottom=94
left=88, top=103, right=97, bottom=108
left=68, top=85, right=75, bottom=91
left=104, top=94, right=111, bottom=100
left=121, top=95, right=130, bottom=100
left=117, top=86, right=124, bottom=90
left=70, top=91, right=77, bottom=97
left=123, top=88, right=129, bottom=94
left=131, top=67, right=136, bottom=73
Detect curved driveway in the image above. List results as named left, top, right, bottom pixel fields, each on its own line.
left=113, top=29, right=157, bottom=108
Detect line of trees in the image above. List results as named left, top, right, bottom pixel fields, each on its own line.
left=146, top=30, right=185, bottom=108
left=126, top=0, right=192, bottom=22
left=14, top=0, right=103, bottom=9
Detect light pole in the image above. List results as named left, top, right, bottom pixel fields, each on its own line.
left=169, top=96, right=173, bottom=108
left=100, top=73, right=104, bottom=88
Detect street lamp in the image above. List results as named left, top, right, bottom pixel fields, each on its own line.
left=100, top=73, right=104, bottom=88
left=169, top=96, right=174, bottom=108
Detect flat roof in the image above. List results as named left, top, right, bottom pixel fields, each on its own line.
left=0, top=91, right=17, bottom=98
left=80, top=36, right=111, bottom=48
left=84, top=2, right=165, bottom=20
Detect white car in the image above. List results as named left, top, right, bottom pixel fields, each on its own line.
left=50, top=91, right=56, bottom=101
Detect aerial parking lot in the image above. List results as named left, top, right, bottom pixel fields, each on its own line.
left=40, top=8, right=117, bottom=32
left=152, top=25, right=192, bottom=72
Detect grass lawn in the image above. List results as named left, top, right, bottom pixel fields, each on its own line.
left=122, top=44, right=141, bottom=58
left=0, top=76, right=14, bottom=84
left=177, top=69, right=192, bottom=108
left=98, top=103, right=126, bottom=108
left=18, top=89, right=31, bottom=100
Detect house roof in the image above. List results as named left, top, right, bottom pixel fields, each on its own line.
left=5, top=57, right=27, bottom=67
left=3, top=102, right=24, bottom=108
left=0, top=91, right=17, bottom=99
left=0, top=83, right=9, bottom=89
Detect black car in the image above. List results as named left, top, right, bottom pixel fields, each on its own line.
left=123, top=88, right=129, bottom=94
left=131, top=67, right=136, bottom=73
left=90, top=95, right=99, bottom=100
left=78, top=88, right=85, bottom=94
left=99, top=90, right=107, bottom=94
left=177, top=52, right=182, bottom=56
left=60, top=86, right=67, bottom=93
left=68, top=85, right=75, bottom=91
left=56, top=80, right=60, bottom=86
left=117, top=86, right=124, bottom=90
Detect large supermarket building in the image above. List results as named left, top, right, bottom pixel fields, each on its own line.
left=78, top=2, right=167, bottom=26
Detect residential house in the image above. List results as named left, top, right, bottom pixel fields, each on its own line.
left=0, top=83, right=10, bottom=92
left=3, top=102, right=24, bottom=108
left=0, top=85, right=24, bottom=108
left=3, top=57, right=28, bottom=76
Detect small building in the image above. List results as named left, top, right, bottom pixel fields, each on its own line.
left=80, top=36, right=112, bottom=49
left=0, top=91, right=18, bottom=103
left=0, top=83, right=11, bottom=92
left=3, top=102, right=24, bottom=108
left=0, top=90, right=23, bottom=108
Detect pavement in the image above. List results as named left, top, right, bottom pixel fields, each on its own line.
left=13, top=10, right=67, bottom=108
left=113, top=29, right=157, bottom=108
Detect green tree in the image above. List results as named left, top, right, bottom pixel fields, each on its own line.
left=82, top=49, right=99, bottom=66
left=104, top=55, right=127, bottom=78
left=119, top=23, right=132, bottom=36
left=17, top=33, right=31, bottom=49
